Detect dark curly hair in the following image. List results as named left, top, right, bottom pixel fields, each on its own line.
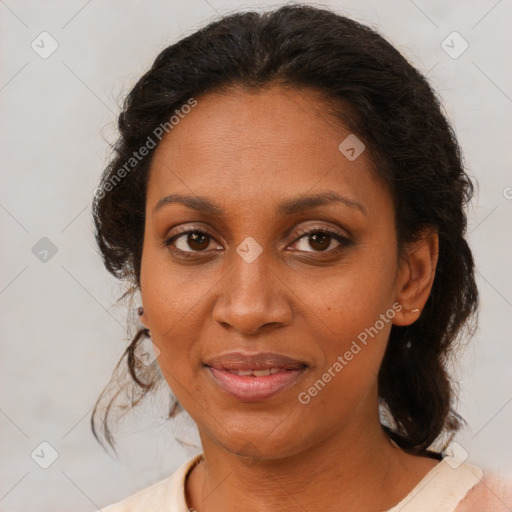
left=91, top=3, right=478, bottom=458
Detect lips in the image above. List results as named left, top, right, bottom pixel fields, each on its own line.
left=203, top=351, right=307, bottom=372
left=203, top=351, right=308, bottom=402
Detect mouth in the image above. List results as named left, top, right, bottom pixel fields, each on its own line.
left=204, top=351, right=307, bottom=371
left=218, top=367, right=292, bottom=376
left=203, top=351, right=308, bottom=402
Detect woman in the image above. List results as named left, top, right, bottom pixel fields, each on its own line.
left=91, top=4, right=511, bottom=511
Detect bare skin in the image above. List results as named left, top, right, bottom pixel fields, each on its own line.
left=139, top=84, right=440, bottom=511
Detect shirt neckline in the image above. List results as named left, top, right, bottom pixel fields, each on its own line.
left=177, top=452, right=472, bottom=512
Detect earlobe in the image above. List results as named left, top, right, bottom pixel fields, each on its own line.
left=393, top=228, right=439, bottom=326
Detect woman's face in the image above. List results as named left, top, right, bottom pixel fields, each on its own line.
left=140, top=85, right=429, bottom=460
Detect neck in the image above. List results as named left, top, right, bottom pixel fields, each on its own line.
left=185, top=394, right=438, bottom=512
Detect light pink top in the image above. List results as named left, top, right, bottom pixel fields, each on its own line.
left=101, top=452, right=512, bottom=511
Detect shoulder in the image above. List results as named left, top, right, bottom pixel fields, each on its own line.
left=454, top=470, right=512, bottom=512
left=101, top=452, right=203, bottom=512
left=101, top=475, right=173, bottom=512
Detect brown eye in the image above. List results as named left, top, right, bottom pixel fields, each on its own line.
left=290, top=228, right=350, bottom=253
left=184, top=232, right=210, bottom=251
left=164, top=230, right=218, bottom=253
left=307, top=232, right=331, bottom=251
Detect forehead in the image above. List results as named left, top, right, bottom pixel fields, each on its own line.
left=146, top=85, right=389, bottom=215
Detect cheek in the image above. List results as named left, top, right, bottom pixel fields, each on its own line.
left=139, top=246, right=210, bottom=377
left=295, top=292, right=393, bottom=426
left=287, top=249, right=397, bottom=401
left=140, top=238, right=217, bottom=328
left=288, top=247, right=397, bottom=344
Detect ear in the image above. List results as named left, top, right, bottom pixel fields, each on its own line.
left=393, top=228, right=439, bottom=326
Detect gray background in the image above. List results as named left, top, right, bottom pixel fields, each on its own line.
left=1, top=0, right=511, bottom=510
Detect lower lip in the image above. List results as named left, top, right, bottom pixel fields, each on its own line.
left=207, top=366, right=306, bottom=402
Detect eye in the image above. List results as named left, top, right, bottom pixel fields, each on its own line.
left=289, top=227, right=351, bottom=253
left=164, top=229, right=221, bottom=253
left=163, top=225, right=352, bottom=256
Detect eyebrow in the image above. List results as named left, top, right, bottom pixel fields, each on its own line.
left=152, top=191, right=367, bottom=216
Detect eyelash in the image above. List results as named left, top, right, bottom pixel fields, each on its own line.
left=163, top=225, right=352, bottom=256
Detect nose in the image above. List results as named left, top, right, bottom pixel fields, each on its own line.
left=212, top=248, right=293, bottom=335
